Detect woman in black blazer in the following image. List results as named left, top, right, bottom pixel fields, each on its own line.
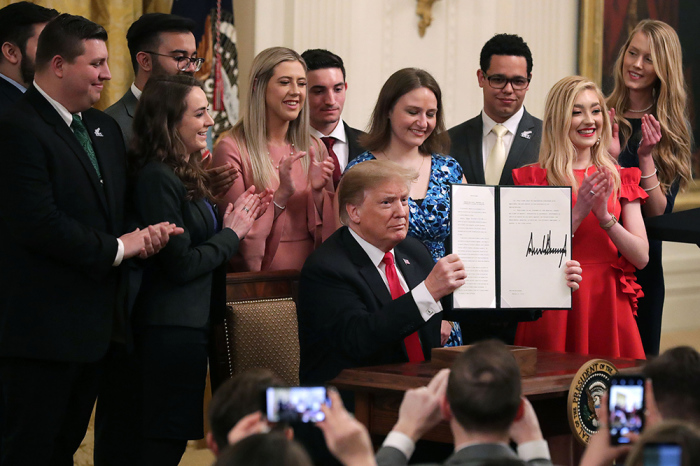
left=129, top=75, right=272, bottom=464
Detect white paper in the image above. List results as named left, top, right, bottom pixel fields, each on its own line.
left=499, top=187, right=571, bottom=308
left=451, top=185, right=496, bottom=308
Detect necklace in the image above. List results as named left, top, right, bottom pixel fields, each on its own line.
left=379, top=150, right=426, bottom=175
left=268, top=143, right=295, bottom=169
left=628, top=101, right=654, bottom=113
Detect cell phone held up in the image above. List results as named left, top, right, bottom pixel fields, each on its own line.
left=609, top=374, right=645, bottom=445
left=263, top=386, right=329, bottom=423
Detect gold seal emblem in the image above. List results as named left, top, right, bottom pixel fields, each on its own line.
left=567, top=359, right=618, bottom=444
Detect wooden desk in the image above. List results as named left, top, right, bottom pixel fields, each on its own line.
left=331, top=351, right=644, bottom=466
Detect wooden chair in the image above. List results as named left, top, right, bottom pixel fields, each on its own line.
left=210, top=270, right=300, bottom=391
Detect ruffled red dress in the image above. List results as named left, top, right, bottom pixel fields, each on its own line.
left=513, top=165, right=648, bottom=359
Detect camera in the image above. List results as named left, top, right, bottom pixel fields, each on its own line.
left=609, top=374, right=645, bottom=445
left=263, top=386, right=328, bottom=423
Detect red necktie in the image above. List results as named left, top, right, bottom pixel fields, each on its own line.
left=321, top=136, right=342, bottom=188
left=382, top=252, right=425, bottom=362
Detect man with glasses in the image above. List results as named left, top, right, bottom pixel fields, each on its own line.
left=106, top=13, right=200, bottom=146
left=448, top=33, right=541, bottom=186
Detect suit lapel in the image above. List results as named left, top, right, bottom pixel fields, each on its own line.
left=123, top=89, right=138, bottom=118
left=500, top=110, right=537, bottom=184
left=467, top=117, right=485, bottom=184
left=394, top=246, right=421, bottom=289
left=341, top=228, right=393, bottom=305
left=194, top=198, right=215, bottom=235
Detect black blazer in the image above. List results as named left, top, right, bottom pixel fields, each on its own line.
left=0, top=86, right=127, bottom=362
left=448, top=109, right=542, bottom=185
left=131, top=161, right=240, bottom=328
left=298, top=227, right=442, bottom=385
left=376, top=443, right=552, bottom=466
left=343, top=121, right=366, bottom=163
left=0, top=76, right=23, bottom=114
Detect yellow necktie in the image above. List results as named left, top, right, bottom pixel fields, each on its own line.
left=485, top=124, right=508, bottom=185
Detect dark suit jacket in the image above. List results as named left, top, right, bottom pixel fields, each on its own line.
left=298, top=227, right=442, bottom=385
left=0, top=86, right=127, bottom=362
left=0, top=76, right=23, bottom=114
left=131, top=161, right=240, bottom=328
left=448, top=109, right=542, bottom=185
left=105, top=88, right=138, bottom=148
left=376, top=443, right=552, bottom=466
left=343, top=121, right=365, bottom=163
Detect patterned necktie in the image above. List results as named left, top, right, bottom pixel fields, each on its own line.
left=484, top=123, right=508, bottom=185
left=71, top=114, right=102, bottom=180
left=321, top=136, right=342, bottom=188
left=382, top=252, right=425, bottom=362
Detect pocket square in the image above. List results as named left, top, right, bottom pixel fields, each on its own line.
left=94, top=128, right=103, bottom=137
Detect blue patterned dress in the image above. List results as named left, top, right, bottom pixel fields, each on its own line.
left=345, top=151, right=464, bottom=345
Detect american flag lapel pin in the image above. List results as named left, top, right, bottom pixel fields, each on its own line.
left=403, top=258, right=410, bottom=265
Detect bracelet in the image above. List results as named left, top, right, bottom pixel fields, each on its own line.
left=600, top=214, right=618, bottom=230
left=640, top=168, right=657, bottom=179
left=273, top=200, right=286, bottom=210
left=644, top=181, right=661, bottom=192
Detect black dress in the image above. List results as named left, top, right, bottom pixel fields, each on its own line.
left=618, top=118, right=680, bottom=356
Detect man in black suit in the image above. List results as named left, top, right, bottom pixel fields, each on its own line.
left=301, top=48, right=365, bottom=187
left=0, top=14, right=180, bottom=466
left=448, top=34, right=542, bottom=186
left=375, top=340, right=552, bottom=466
left=105, top=13, right=199, bottom=146
left=298, top=160, right=466, bottom=387
left=0, top=2, right=57, bottom=112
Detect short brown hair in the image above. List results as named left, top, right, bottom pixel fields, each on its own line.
left=359, top=68, right=449, bottom=155
left=447, top=340, right=521, bottom=434
left=338, top=159, right=416, bottom=225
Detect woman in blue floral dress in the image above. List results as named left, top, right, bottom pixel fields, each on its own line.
left=345, top=68, right=466, bottom=346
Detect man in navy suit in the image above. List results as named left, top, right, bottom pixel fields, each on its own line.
left=298, top=160, right=466, bottom=386
left=301, top=48, right=365, bottom=186
left=448, top=34, right=542, bottom=186
left=0, top=2, right=57, bottom=113
left=0, top=14, right=180, bottom=465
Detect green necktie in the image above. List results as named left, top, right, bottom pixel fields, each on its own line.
left=71, top=114, right=102, bottom=180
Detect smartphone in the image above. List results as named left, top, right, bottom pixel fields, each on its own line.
left=643, top=443, right=682, bottom=466
left=608, top=374, right=645, bottom=445
left=264, top=386, right=328, bottom=423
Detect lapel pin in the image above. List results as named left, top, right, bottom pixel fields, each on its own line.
left=520, top=130, right=532, bottom=140
left=403, top=258, right=410, bottom=265
left=94, top=128, right=104, bottom=137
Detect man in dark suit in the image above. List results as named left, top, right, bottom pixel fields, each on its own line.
left=105, top=13, right=200, bottom=146
left=448, top=34, right=542, bottom=186
left=0, top=14, right=180, bottom=466
left=0, top=2, right=57, bottom=112
left=375, top=340, right=552, bottom=466
left=298, top=159, right=466, bottom=386
left=301, top=48, right=365, bottom=187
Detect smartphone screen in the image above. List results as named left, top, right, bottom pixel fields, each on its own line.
left=264, top=387, right=328, bottom=423
left=609, top=375, right=645, bottom=444
left=643, top=443, right=682, bottom=466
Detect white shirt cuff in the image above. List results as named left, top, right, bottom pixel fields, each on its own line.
left=411, top=281, right=443, bottom=322
left=113, top=238, right=125, bottom=266
left=382, top=431, right=415, bottom=460
left=517, top=439, right=551, bottom=461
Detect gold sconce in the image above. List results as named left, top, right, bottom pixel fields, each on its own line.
left=416, top=0, right=439, bottom=37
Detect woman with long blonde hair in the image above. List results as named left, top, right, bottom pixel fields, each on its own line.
left=212, top=47, right=335, bottom=271
left=514, top=76, right=649, bottom=359
left=607, top=19, right=693, bottom=356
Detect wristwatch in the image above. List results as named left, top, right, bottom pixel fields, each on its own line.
left=600, top=214, right=618, bottom=230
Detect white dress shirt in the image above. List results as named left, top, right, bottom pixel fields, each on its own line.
left=310, top=118, right=350, bottom=171
left=481, top=106, right=524, bottom=170
left=348, top=228, right=442, bottom=321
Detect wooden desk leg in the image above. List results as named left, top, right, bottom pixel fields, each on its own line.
left=354, top=391, right=370, bottom=427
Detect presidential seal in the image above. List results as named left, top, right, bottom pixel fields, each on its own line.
left=567, top=359, right=618, bottom=444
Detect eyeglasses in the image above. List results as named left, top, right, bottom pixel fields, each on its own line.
left=482, top=72, right=530, bottom=90
left=145, top=51, right=205, bottom=72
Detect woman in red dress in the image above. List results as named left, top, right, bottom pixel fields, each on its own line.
left=514, top=76, right=649, bottom=359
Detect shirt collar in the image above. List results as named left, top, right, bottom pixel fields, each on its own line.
left=310, top=118, right=347, bottom=144
left=131, top=82, right=142, bottom=100
left=348, top=227, right=395, bottom=268
left=454, top=441, right=510, bottom=453
left=481, top=106, right=524, bottom=137
left=0, top=73, right=26, bottom=93
left=33, top=81, right=76, bottom=127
